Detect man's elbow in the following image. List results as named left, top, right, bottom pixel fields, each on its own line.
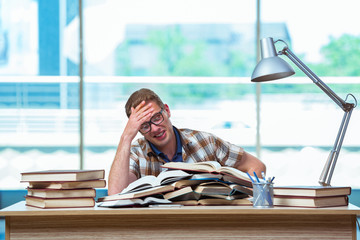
left=256, top=161, right=266, bottom=174
left=107, top=183, right=122, bottom=196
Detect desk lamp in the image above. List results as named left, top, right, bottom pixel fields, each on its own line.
left=251, top=37, right=357, bottom=186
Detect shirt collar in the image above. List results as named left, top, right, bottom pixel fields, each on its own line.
left=149, top=126, right=182, bottom=159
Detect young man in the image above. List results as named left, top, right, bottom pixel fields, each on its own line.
left=108, top=88, right=266, bottom=195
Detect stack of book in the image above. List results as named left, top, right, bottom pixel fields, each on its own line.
left=162, top=180, right=253, bottom=206
left=97, top=161, right=253, bottom=207
left=21, top=169, right=106, bottom=209
left=273, top=186, right=351, bottom=208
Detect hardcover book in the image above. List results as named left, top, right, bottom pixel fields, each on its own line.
left=21, top=169, right=105, bottom=182
left=25, top=196, right=95, bottom=209
left=273, top=186, right=351, bottom=197
left=27, top=179, right=106, bottom=189
left=27, top=188, right=96, bottom=198
left=273, top=195, right=349, bottom=208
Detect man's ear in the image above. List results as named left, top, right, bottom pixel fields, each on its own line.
left=164, top=104, right=171, bottom=118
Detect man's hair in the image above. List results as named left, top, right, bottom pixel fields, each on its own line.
left=125, top=88, right=165, bottom=117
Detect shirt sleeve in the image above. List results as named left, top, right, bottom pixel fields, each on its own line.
left=214, top=136, right=244, bottom=167
left=129, top=149, right=141, bottom=179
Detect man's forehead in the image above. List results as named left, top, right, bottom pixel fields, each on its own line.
left=140, top=100, right=160, bottom=109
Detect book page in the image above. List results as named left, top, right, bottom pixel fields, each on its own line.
left=218, top=166, right=250, bottom=181
left=162, top=161, right=221, bottom=172
left=156, top=170, right=192, bottom=185
left=143, top=196, right=172, bottom=205
left=121, top=175, right=157, bottom=193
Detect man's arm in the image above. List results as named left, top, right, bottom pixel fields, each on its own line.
left=234, top=151, right=266, bottom=177
left=108, top=101, right=154, bottom=195
left=107, top=135, right=138, bottom=195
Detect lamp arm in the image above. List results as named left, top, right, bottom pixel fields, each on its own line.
left=280, top=47, right=353, bottom=111
left=318, top=109, right=353, bottom=185
left=278, top=45, right=357, bottom=186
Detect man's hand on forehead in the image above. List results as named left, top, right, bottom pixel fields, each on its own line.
left=131, top=101, right=154, bottom=124
left=136, top=101, right=152, bottom=111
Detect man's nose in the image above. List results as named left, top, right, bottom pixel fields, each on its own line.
left=150, top=123, right=161, bottom=132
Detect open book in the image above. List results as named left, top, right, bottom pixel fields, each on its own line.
left=171, top=173, right=222, bottom=189
left=97, top=196, right=171, bottom=208
left=98, top=184, right=175, bottom=202
left=172, top=197, right=252, bottom=206
left=164, top=182, right=251, bottom=202
left=194, top=181, right=252, bottom=196
left=163, top=186, right=200, bottom=201
left=121, top=170, right=192, bottom=194
left=161, top=161, right=252, bottom=187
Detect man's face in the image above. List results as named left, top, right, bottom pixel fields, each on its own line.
left=140, top=102, right=174, bottom=150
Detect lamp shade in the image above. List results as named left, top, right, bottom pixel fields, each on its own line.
left=251, top=37, right=295, bottom=82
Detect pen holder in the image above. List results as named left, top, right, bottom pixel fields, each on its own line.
left=252, top=182, right=274, bottom=208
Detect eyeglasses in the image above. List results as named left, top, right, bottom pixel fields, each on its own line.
left=139, top=109, right=164, bottom=134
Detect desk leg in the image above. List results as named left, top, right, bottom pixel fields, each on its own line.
left=5, top=217, right=10, bottom=240
left=352, top=215, right=357, bottom=240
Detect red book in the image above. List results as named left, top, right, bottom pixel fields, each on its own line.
left=273, top=186, right=351, bottom=197
left=25, top=196, right=95, bottom=209
left=21, top=169, right=105, bottom=182
left=273, top=195, right=349, bottom=208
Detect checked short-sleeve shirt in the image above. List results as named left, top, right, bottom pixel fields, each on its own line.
left=129, top=127, right=244, bottom=178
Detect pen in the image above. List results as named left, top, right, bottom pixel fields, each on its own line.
left=246, top=172, right=255, bottom=183
left=261, top=171, right=266, bottom=181
left=253, top=171, right=260, bottom=183
left=270, top=176, right=275, bottom=183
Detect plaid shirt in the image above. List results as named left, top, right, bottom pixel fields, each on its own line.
left=129, top=127, right=244, bottom=178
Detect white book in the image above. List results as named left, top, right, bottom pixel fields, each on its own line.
left=121, top=170, right=192, bottom=194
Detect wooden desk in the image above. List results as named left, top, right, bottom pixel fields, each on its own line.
left=1, top=201, right=360, bottom=240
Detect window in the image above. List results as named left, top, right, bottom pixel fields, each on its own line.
left=0, top=0, right=80, bottom=188
left=0, top=0, right=359, bottom=189
left=260, top=0, right=360, bottom=186
left=81, top=0, right=258, bottom=176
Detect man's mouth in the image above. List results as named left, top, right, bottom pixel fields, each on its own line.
left=153, top=131, right=165, bottom=139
